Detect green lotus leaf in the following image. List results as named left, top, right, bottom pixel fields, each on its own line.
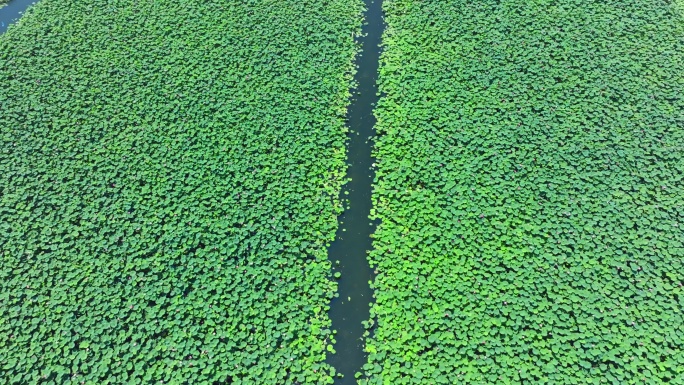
left=360, top=0, right=684, bottom=383
left=0, top=0, right=364, bottom=383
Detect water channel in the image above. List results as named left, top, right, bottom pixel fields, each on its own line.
left=326, top=0, right=384, bottom=382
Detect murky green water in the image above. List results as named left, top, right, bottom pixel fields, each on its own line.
left=326, top=0, right=384, bottom=382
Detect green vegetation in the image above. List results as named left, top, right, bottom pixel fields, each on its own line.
left=363, top=0, right=684, bottom=383
left=0, top=0, right=362, bottom=383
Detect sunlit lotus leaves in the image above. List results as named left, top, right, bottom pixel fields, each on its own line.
left=0, top=0, right=362, bottom=383
left=362, top=0, right=684, bottom=383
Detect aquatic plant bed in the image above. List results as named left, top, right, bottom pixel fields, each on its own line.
left=363, top=0, right=684, bottom=383
left=0, top=0, right=362, bottom=383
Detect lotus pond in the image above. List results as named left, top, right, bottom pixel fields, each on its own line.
left=3, top=0, right=684, bottom=383
left=362, top=0, right=684, bottom=383
left=0, top=0, right=363, bottom=383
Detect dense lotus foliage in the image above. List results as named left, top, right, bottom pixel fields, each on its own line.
left=0, top=0, right=362, bottom=383
left=363, top=0, right=684, bottom=383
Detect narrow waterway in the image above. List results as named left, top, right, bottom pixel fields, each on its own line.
left=326, top=0, right=383, bottom=382
left=0, top=0, right=36, bottom=34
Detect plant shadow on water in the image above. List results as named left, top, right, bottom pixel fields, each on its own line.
left=0, top=0, right=37, bottom=34
left=326, top=0, right=384, bottom=383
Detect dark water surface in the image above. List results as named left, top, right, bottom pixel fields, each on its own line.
left=326, top=0, right=384, bottom=382
left=0, top=0, right=36, bottom=34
